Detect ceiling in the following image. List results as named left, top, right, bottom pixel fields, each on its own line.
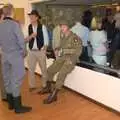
left=41, top=0, right=120, bottom=5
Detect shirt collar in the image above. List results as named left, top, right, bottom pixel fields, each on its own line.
left=4, top=17, right=13, bottom=20
left=76, top=22, right=82, bottom=25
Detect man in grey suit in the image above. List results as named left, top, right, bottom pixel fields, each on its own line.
left=0, top=8, right=7, bottom=101
left=0, top=4, right=32, bottom=114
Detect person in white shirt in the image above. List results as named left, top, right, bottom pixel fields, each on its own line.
left=89, top=17, right=107, bottom=66
left=71, top=18, right=90, bottom=61
left=25, top=10, right=49, bottom=92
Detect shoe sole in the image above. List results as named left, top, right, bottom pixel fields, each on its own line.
left=43, top=97, right=57, bottom=104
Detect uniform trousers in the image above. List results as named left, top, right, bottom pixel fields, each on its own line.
left=47, top=56, right=75, bottom=89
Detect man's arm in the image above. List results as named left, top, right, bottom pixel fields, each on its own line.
left=68, top=34, right=83, bottom=64
left=42, top=25, right=49, bottom=50
left=14, top=23, right=26, bottom=57
left=14, top=23, right=25, bottom=51
left=25, top=33, right=37, bottom=42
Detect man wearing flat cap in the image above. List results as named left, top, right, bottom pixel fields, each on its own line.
left=25, top=10, right=49, bottom=93
left=42, top=19, right=82, bottom=104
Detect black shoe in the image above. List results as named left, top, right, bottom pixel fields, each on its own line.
left=43, top=89, right=58, bottom=104
left=38, top=81, right=52, bottom=94
left=14, top=96, right=32, bottom=114
left=7, top=94, right=14, bottom=110
left=2, top=98, right=7, bottom=102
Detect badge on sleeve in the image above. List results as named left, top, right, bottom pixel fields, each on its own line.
left=74, top=35, right=79, bottom=43
left=74, top=36, right=79, bottom=44
left=74, top=39, right=78, bottom=43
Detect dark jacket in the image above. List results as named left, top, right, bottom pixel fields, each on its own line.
left=28, top=23, right=44, bottom=50
left=102, top=17, right=116, bottom=40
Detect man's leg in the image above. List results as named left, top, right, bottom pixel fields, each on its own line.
left=0, top=56, right=7, bottom=100
left=10, top=56, right=32, bottom=114
left=47, top=58, right=65, bottom=82
left=2, top=60, right=11, bottom=94
left=44, top=61, right=75, bottom=104
left=37, top=50, right=50, bottom=94
left=1, top=59, right=14, bottom=109
left=38, top=57, right=64, bottom=94
left=37, top=50, right=47, bottom=88
left=55, top=62, right=74, bottom=89
left=28, top=51, right=37, bottom=89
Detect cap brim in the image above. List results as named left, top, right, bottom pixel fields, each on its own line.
left=28, top=13, right=32, bottom=15
left=28, top=13, right=41, bottom=19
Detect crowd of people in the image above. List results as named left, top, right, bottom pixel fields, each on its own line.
left=0, top=4, right=82, bottom=114
left=0, top=3, right=120, bottom=114
left=73, top=9, right=120, bottom=68
left=52, top=8, right=120, bottom=68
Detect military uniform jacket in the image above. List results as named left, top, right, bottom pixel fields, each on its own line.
left=60, top=32, right=82, bottom=64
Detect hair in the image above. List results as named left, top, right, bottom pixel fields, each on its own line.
left=81, top=10, right=93, bottom=29
left=0, top=8, right=3, bottom=19
left=105, top=8, right=112, bottom=16
left=91, top=17, right=102, bottom=30
left=116, top=6, right=120, bottom=12
left=3, top=4, right=14, bottom=17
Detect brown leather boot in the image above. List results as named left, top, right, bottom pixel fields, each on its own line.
left=43, top=89, right=59, bottom=104
left=38, top=81, right=52, bottom=94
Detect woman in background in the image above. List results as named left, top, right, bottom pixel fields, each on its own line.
left=89, top=17, right=107, bottom=66
left=0, top=8, right=7, bottom=101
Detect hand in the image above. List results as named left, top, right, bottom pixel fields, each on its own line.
left=21, top=50, right=27, bottom=58
left=25, top=37, right=30, bottom=42
left=24, top=33, right=37, bottom=42
left=41, top=46, right=47, bottom=54
left=54, top=50, right=59, bottom=57
left=31, top=33, right=37, bottom=38
left=66, top=58, right=72, bottom=64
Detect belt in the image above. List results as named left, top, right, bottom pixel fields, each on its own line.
left=31, top=49, right=40, bottom=51
left=94, top=54, right=106, bottom=56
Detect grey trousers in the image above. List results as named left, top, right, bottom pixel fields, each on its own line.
left=28, top=50, right=47, bottom=88
left=0, top=55, right=6, bottom=99
left=2, top=54, right=25, bottom=97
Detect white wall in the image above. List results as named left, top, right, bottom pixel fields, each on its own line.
left=24, top=58, right=120, bottom=112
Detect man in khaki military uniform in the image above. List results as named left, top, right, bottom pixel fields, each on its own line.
left=42, top=20, right=82, bottom=104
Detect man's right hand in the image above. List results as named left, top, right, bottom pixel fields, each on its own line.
left=54, top=50, right=59, bottom=57
left=25, top=33, right=37, bottom=42
left=31, top=33, right=37, bottom=38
